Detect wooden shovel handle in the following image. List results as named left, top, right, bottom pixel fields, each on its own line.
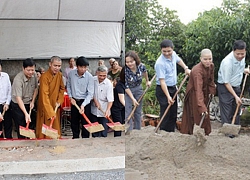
left=49, top=104, right=60, bottom=128
left=2, top=109, right=6, bottom=117
left=199, top=94, right=213, bottom=127
left=155, top=75, right=188, bottom=133
left=126, top=74, right=156, bottom=122
left=0, top=109, right=6, bottom=121
left=98, top=108, right=114, bottom=123
left=232, top=73, right=248, bottom=124
left=74, top=103, right=92, bottom=125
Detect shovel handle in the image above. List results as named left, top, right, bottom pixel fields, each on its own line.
left=74, top=103, right=92, bottom=125
left=25, top=121, right=30, bottom=129
left=98, top=108, right=114, bottom=124
left=2, top=109, right=6, bottom=117
left=0, top=109, right=6, bottom=121
left=25, top=109, right=32, bottom=128
left=49, top=104, right=60, bottom=128
left=126, top=74, right=156, bottom=123
left=155, top=75, right=188, bottom=133
left=199, top=94, right=213, bottom=127
left=232, top=73, right=248, bottom=124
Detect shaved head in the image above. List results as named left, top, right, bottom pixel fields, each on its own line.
left=200, top=48, right=213, bottom=68
left=200, top=49, right=212, bottom=57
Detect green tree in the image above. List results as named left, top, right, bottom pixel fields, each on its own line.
left=126, top=0, right=186, bottom=115
left=183, top=0, right=250, bottom=80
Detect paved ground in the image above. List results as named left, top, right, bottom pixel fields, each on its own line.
left=0, top=130, right=125, bottom=179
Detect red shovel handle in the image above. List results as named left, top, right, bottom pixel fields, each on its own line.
left=25, top=108, right=32, bottom=128
left=98, top=107, right=114, bottom=123
left=49, top=105, right=59, bottom=128
left=74, top=103, right=92, bottom=125
left=25, top=121, right=30, bottom=129
left=81, top=112, right=92, bottom=125
left=49, top=117, right=55, bottom=128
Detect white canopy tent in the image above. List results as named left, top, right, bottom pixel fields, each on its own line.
left=0, top=0, right=125, bottom=60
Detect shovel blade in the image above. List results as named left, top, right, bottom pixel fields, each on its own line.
left=193, top=124, right=207, bottom=146
left=83, top=122, right=104, bottom=133
left=19, top=126, right=36, bottom=139
left=107, top=122, right=125, bottom=131
left=219, top=123, right=241, bottom=136
left=42, top=124, right=59, bottom=139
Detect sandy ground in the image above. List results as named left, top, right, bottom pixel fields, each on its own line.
left=125, top=121, right=250, bottom=180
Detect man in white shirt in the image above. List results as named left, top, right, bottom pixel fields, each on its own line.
left=0, top=60, right=12, bottom=138
left=91, top=66, right=114, bottom=137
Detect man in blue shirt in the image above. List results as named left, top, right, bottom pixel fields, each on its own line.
left=154, top=39, right=190, bottom=132
left=67, top=56, right=94, bottom=138
left=217, top=40, right=249, bottom=127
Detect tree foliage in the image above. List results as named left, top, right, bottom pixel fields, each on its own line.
left=125, top=0, right=250, bottom=115
left=125, top=0, right=186, bottom=115
left=125, top=0, right=185, bottom=67
left=183, top=0, right=250, bottom=79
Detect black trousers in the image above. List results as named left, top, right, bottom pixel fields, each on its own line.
left=217, top=83, right=241, bottom=124
left=0, top=104, right=13, bottom=138
left=11, top=101, right=33, bottom=139
left=111, top=106, right=125, bottom=137
left=70, top=100, right=91, bottom=138
left=156, top=85, right=177, bottom=132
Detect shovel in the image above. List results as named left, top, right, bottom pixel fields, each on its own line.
left=193, top=94, right=212, bottom=146
left=74, top=103, right=104, bottom=133
left=19, top=108, right=36, bottom=139
left=219, top=73, right=248, bottom=137
left=125, top=74, right=156, bottom=133
left=0, top=109, right=6, bottom=136
left=98, top=107, right=125, bottom=131
left=42, top=104, right=60, bottom=139
left=155, top=75, right=188, bottom=133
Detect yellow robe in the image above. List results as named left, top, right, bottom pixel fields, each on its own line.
left=36, top=69, right=65, bottom=138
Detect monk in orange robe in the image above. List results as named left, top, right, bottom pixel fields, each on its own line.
left=36, top=56, right=65, bottom=138
left=180, top=49, right=216, bottom=135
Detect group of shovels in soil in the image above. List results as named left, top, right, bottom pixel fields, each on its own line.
left=2, top=102, right=125, bottom=140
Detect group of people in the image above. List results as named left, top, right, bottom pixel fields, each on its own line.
left=125, top=39, right=248, bottom=138
left=0, top=56, right=125, bottom=139
left=0, top=39, right=247, bottom=139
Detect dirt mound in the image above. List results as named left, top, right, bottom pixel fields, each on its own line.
left=125, top=125, right=250, bottom=180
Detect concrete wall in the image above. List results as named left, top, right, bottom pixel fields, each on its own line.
left=2, top=58, right=124, bottom=83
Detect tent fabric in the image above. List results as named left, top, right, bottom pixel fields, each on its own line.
left=0, top=0, right=125, bottom=59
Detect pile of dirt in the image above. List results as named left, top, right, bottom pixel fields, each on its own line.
left=125, top=125, right=250, bottom=180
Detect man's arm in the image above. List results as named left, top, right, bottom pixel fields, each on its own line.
left=4, top=75, right=12, bottom=111
left=82, top=75, right=94, bottom=107
left=224, top=83, right=241, bottom=105
left=30, top=88, right=38, bottom=110
left=177, top=59, right=191, bottom=75
left=159, top=78, right=174, bottom=105
left=16, top=96, right=30, bottom=123
left=105, top=102, right=113, bottom=117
